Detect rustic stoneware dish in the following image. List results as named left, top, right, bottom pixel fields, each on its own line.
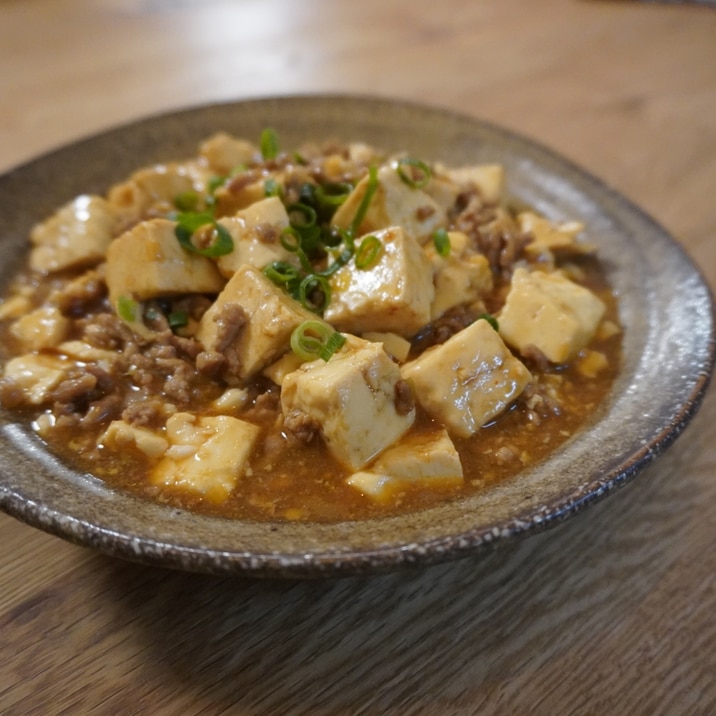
left=0, top=95, right=713, bottom=578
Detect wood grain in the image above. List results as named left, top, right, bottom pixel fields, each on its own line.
left=1, top=0, right=715, bottom=713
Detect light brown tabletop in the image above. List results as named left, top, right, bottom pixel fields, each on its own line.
left=1, top=1, right=715, bottom=713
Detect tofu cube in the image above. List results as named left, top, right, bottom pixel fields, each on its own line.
left=107, top=162, right=207, bottom=221
left=281, top=337, right=415, bottom=471
left=10, top=306, right=70, bottom=351
left=498, top=267, right=606, bottom=364
left=30, top=195, right=119, bottom=274
left=100, top=420, right=169, bottom=460
left=195, top=264, right=318, bottom=380
left=424, top=231, right=493, bottom=319
left=216, top=197, right=293, bottom=277
left=402, top=318, right=532, bottom=438
left=105, top=218, right=225, bottom=308
left=324, top=226, right=434, bottom=338
left=1, top=354, right=68, bottom=406
left=347, top=428, right=463, bottom=501
left=519, top=212, right=595, bottom=259
left=151, top=412, right=260, bottom=502
left=331, top=165, right=447, bottom=244
left=198, top=132, right=260, bottom=175
left=443, top=164, right=505, bottom=204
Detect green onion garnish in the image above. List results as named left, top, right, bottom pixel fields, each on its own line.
left=260, top=127, right=280, bottom=160
left=479, top=313, right=499, bottom=331
left=168, top=310, right=189, bottom=329
left=432, top=228, right=451, bottom=257
left=117, top=295, right=140, bottom=323
left=298, top=274, right=331, bottom=313
left=264, top=178, right=281, bottom=197
left=290, top=320, right=346, bottom=362
left=175, top=213, right=234, bottom=257
left=354, top=235, right=383, bottom=269
left=263, top=261, right=300, bottom=286
left=279, top=227, right=313, bottom=273
left=174, top=191, right=199, bottom=212
left=396, top=157, right=431, bottom=189
left=315, top=182, right=352, bottom=208
left=349, top=165, right=379, bottom=237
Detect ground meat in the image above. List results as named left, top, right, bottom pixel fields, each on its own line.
left=411, top=305, right=478, bottom=352
left=519, top=381, right=563, bottom=425
left=416, top=205, right=436, bottom=221
left=254, top=222, right=279, bottom=244
left=283, top=409, right=320, bottom=443
left=196, top=350, right=227, bottom=378
left=164, top=366, right=194, bottom=404
left=212, top=303, right=248, bottom=376
left=394, top=379, right=415, bottom=416
left=53, top=269, right=106, bottom=317
left=80, top=312, right=138, bottom=351
left=83, top=394, right=123, bottom=426
left=122, top=398, right=168, bottom=429
left=50, top=373, right=98, bottom=404
left=521, top=344, right=552, bottom=372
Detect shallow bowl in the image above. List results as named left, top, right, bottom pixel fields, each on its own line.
left=0, top=95, right=713, bottom=577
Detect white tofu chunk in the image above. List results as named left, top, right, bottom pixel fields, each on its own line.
left=2, top=354, right=68, bottom=405
left=195, top=264, right=318, bottom=380
left=331, top=165, right=447, bottom=244
left=424, top=231, right=493, bottom=320
left=107, top=162, right=207, bottom=221
left=281, top=337, right=415, bottom=471
left=198, top=132, right=260, bottom=175
left=442, top=164, right=505, bottom=204
left=151, top=412, right=260, bottom=502
left=324, top=226, right=434, bottom=338
left=361, top=331, right=412, bottom=362
left=29, top=195, right=118, bottom=274
left=519, top=211, right=595, bottom=260
left=262, top=351, right=305, bottom=385
left=402, top=318, right=532, bottom=438
left=105, top=218, right=224, bottom=308
left=216, top=197, right=293, bottom=277
left=0, top=294, right=33, bottom=321
left=346, top=429, right=463, bottom=501
left=100, top=420, right=169, bottom=460
left=10, top=307, right=70, bottom=351
left=498, top=267, right=606, bottom=364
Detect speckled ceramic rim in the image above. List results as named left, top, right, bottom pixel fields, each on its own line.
left=0, top=94, right=714, bottom=578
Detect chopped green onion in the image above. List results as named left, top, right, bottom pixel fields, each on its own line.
left=396, top=157, right=431, bottom=189
left=260, top=127, right=280, bottom=160
left=264, top=178, right=282, bottom=197
left=320, top=246, right=354, bottom=277
left=319, top=330, right=347, bottom=362
left=263, top=261, right=300, bottom=286
left=279, top=227, right=313, bottom=273
left=479, top=313, right=499, bottom=331
left=349, top=165, right=379, bottom=237
left=315, top=182, right=352, bottom=208
left=290, top=320, right=346, bottom=362
left=299, top=274, right=331, bottom=313
left=168, top=310, right=189, bottom=329
left=175, top=214, right=234, bottom=257
left=117, top=295, right=140, bottom=323
left=174, top=191, right=199, bottom=212
left=207, top=175, right=226, bottom=197
left=432, top=228, right=451, bottom=257
left=354, top=235, right=383, bottom=269
left=288, top=203, right=318, bottom=229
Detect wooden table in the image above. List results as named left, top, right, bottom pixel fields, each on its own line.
left=1, top=1, right=715, bottom=713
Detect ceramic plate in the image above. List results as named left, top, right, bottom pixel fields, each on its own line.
left=0, top=95, right=713, bottom=577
